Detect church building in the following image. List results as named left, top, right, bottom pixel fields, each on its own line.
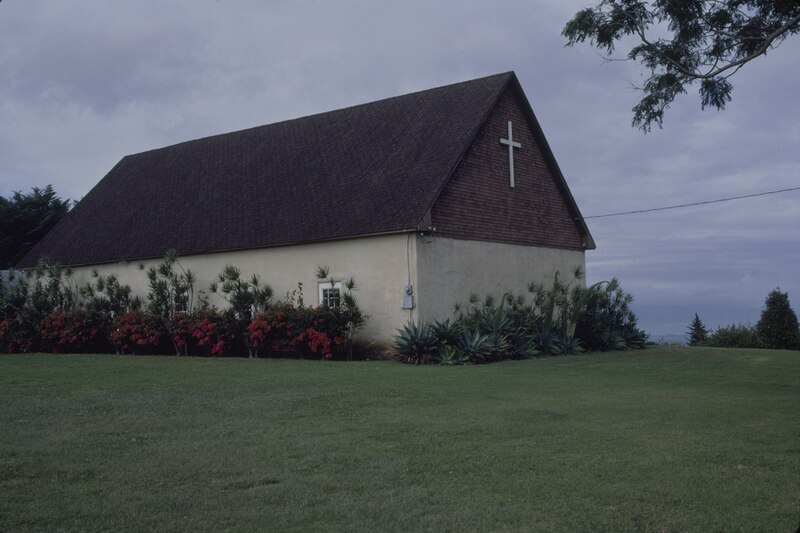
left=19, top=72, right=595, bottom=352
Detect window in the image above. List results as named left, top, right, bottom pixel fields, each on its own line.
left=318, top=281, right=342, bottom=308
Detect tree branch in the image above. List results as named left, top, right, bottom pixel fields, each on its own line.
left=640, top=13, right=800, bottom=80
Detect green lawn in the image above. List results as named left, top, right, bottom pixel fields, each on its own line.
left=1, top=347, right=798, bottom=532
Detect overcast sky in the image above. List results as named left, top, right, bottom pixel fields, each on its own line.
left=1, top=0, right=798, bottom=336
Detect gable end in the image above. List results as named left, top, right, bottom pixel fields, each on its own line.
left=428, top=78, right=595, bottom=251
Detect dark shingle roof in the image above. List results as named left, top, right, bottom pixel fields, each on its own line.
left=18, top=71, right=593, bottom=267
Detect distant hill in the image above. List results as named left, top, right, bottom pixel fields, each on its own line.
left=650, top=334, right=687, bottom=345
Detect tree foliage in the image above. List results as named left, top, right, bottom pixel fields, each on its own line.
left=756, top=288, right=799, bottom=349
left=686, top=312, right=709, bottom=346
left=0, top=185, right=71, bottom=268
left=563, top=1, right=800, bottom=131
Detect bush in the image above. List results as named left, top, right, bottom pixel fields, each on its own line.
left=168, top=312, right=196, bottom=356
left=191, top=309, right=239, bottom=356
left=39, top=310, right=109, bottom=353
left=705, top=323, right=761, bottom=349
left=0, top=317, right=38, bottom=353
left=395, top=274, right=644, bottom=364
left=111, top=311, right=164, bottom=354
left=574, top=278, right=647, bottom=351
left=79, top=272, right=141, bottom=321
left=248, top=305, right=346, bottom=360
left=394, top=322, right=438, bottom=365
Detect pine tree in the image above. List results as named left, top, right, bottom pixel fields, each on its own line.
left=686, top=313, right=709, bottom=346
left=756, top=288, right=800, bottom=350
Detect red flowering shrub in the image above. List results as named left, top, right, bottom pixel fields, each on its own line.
left=39, top=310, right=108, bottom=353
left=298, top=327, right=334, bottom=359
left=248, top=305, right=346, bottom=360
left=168, top=312, right=195, bottom=356
left=192, top=309, right=238, bottom=356
left=0, top=318, right=36, bottom=353
left=248, top=308, right=294, bottom=355
left=111, top=311, right=163, bottom=354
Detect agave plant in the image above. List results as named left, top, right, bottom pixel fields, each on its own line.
left=435, top=344, right=470, bottom=365
left=558, top=336, right=585, bottom=355
left=394, top=322, right=437, bottom=364
left=533, top=329, right=562, bottom=356
left=429, top=318, right=463, bottom=347
left=598, top=330, right=627, bottom=351
left=459, top=329, right=492, bottom=363
left=623, top=328, right=648, bottom=349
left=509, top=335, right=540, bottom=359
left=477, top=307, right=514, bottom=360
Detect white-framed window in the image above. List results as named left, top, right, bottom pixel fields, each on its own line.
left=318, top=281, right=342, bottom=308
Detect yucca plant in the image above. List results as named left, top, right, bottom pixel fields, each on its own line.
left=394, top=322, right=437, bottom=365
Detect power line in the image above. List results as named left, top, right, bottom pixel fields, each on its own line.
left=580, top=186, right=800, bottom=220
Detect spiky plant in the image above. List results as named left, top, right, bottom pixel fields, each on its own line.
left=394, top=322, right=437, bottom=365
left=430, top=318, right=463, bottom=347
left=458, top=329, right=492, bottom=363
left=438, top=344, right=470, bottom=366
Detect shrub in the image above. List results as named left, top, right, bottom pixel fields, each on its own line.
left=79, top=271, right=141, bottom=320
left=429, top=318, right=463, bottom=347
left=705, top=323, right=761, bottom=349
left=315, top=266, right=366, bottom=361
left=1, top=262, right=78, bottom=334
left=0, top=317, right=37, bottom=353
left=209, top=265, right=274, bottom=357
left=435, top=344, right=470, bottom=366
left=111, top=311, right=164, bottom=354
left=210, top=265, right=273, bottom=323
left=458, top=330, right=492, bottom=363
left=39, top=310, right=108, bottom=353
left=168, top=312, right=196, bottom=356
left=191, top=309, right=239, bottom=356
left=395, top=322, right=438, bottom=365
left=248, top=305, right=344, bottom=360
left=574, top=278, right=647, bottom=351
left=395, top=273, right=643, bottom=364
left=142, top=250, right=196, bottom=318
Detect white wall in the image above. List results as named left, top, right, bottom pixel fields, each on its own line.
left=65, top=234, right=585, bottom=350
left=67, top=233, right=415, bottom=352
left=414, top=236, right=586, bottom=324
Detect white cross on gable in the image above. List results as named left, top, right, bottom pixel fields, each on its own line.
left=499, top=120, right=522, bottom=188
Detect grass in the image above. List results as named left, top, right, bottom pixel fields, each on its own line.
left=1, top=346, right=798, bottom=532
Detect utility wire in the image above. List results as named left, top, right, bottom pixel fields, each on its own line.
left=580, top=186, right=800, bottom=220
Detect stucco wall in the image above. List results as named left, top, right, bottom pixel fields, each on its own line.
left=66, top=233, right=417, bottom=350
left=414, top=236, right=585, bottom=324
left=63, top=233, right=584, bottom=348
